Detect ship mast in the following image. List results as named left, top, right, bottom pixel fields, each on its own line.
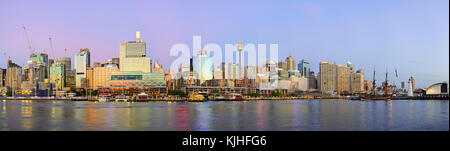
left=372, top=67, right=376, bottom=95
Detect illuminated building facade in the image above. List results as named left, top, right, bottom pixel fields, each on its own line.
left=119, top=31, right=151, bottom=73
left=337, top=64, right=351, bottom=94
left=93, top=64, right=119, bottom=90
left=319, top=61, right=337, bottom=92
left=50, top=62, right=65, bottom=90
left=74, top=48, right=91, bottom=88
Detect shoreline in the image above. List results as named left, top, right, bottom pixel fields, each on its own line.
left=1, top=96, right=448, bottom=101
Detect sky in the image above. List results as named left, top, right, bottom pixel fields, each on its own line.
left=0, top=0, right=448, bottom=88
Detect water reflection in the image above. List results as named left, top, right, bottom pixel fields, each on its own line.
left=0, top=99, right=448, bottom=131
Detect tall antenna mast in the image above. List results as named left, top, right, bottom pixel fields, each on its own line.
left=64, top=48, right=67, bottom=57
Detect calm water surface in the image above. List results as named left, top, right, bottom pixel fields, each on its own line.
left=0, top=99, right=448, bottom=131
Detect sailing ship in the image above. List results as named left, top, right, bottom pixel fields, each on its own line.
left=360, top=68, right=392, bottom=100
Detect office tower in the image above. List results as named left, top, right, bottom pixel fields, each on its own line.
left=29, top=53, right=49, bottom=78
left=54, top=57, right=72, bottom=72
left=277, top=61, right=287, bottom=70
left=0, top=68, right=6, bottom=87
left=401, top=81, right=405, bottom=89
left=74, top=48, right=91, bottom=89
left=308, top=71, right=317, bottom=89
left=298, top=59, right=310, bottom=78
left=319, top=61, right=337, bottom=92
left=93, top=64, right=119, bottom=90
left=221, top=62, right=239, bottom=80
left=119, top=31, right=151, bottom=73
left=192, top=49, right=213, bottom=83
left=6, top=60, right=22, bottom=90
left=86, top=67, right=94, bottom=89
left=337, top=64, right=351, bottom=94
left=351, top=69, right=364, bottom=94
left=50, top=62, right=65, bottom=91
left=213, top=67, right=223, bottom=80
left=65, top=70, right=76, bottom=90
left=286, top=56, right=296, bottom=71
left=347, top=61, right=355, bottom=73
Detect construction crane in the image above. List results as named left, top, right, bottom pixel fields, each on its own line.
left=22, top=26, right=33, bottom=54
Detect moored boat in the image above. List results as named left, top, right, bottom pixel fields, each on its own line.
left=188, top=92, right=207, bottom=102
left=115, top=94, right=129, bottom=102
left=98, top=95, right=112, bottom=102
left=136, top=92, right=149, bottom=102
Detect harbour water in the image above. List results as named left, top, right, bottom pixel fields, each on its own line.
left=0, top=99, right=448, bottom=131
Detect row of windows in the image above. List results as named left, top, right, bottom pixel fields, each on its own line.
left=111, top=75, right=143, bottom=80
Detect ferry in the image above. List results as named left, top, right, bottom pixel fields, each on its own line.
left=98, top=95, right=112, bottom=102
left=188, top=92, right=207, bottom=102
left=136, top=92, right=149, bottom=102
left=224, top=93, right=243, bottom=101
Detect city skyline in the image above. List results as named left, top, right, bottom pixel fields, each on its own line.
left=0, top=0, right=449, bottom=88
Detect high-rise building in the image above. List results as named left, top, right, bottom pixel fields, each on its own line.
left=6, top=60, right=22, bottom=90
left=298, top=59, right=310, bottom=78
left=277, top=61, right=287, bottom=70
left=286, top=56, right=296, bottom=71
left=308, top=71, right=317, bottom=90
left=54, top=57, right=72, bottom=72
left=222, top=62, right=239, bottom=80
left=337, top=64, right=351, bottom=94
left=192, top=50, right=213, bottom=83
left=50, top=62, right=65, bottom=90
left=0, top=68, right=6, bottom=87
left=93, top=64, right=119, bottom=90
left=119, top=31, right=152, bottom=73
left=74, top=48, right=91, bottom=89
left=29, top=53, right=49, bottom=78
left=401, top=81, right=405, bottom=89
left=86, top=67, right=94, bottom=89
left=319, top=61, right=337, bottom=92
left=351, top=69, right=364, bottom=94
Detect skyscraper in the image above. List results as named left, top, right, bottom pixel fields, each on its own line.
left=6, top=60, right=22, bottom=91
left=192, top=49, right=213, bottom=83
left=50, top=62, right=65, bottom=91
left=337, top=64, right=351, bottom=94
left=298, top=59, right=310, bottom=78
left=351, top=69, right=364, bottom=94
left=74, top=48, right=91, bottom=88
left=0, top=68, right=6, bottom=87
left=319, top=61, right=337, bottom=92
left=54, top=57, right=72, bottom=72
left=119, top=31, right=151, bottom=73
left=286, top=56, right=295, bottom=71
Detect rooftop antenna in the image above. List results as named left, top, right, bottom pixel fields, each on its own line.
left=64, top=48, right=67, bottom=57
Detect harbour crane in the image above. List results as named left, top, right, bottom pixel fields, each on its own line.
left=22, top=26, right=34, bottom=54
